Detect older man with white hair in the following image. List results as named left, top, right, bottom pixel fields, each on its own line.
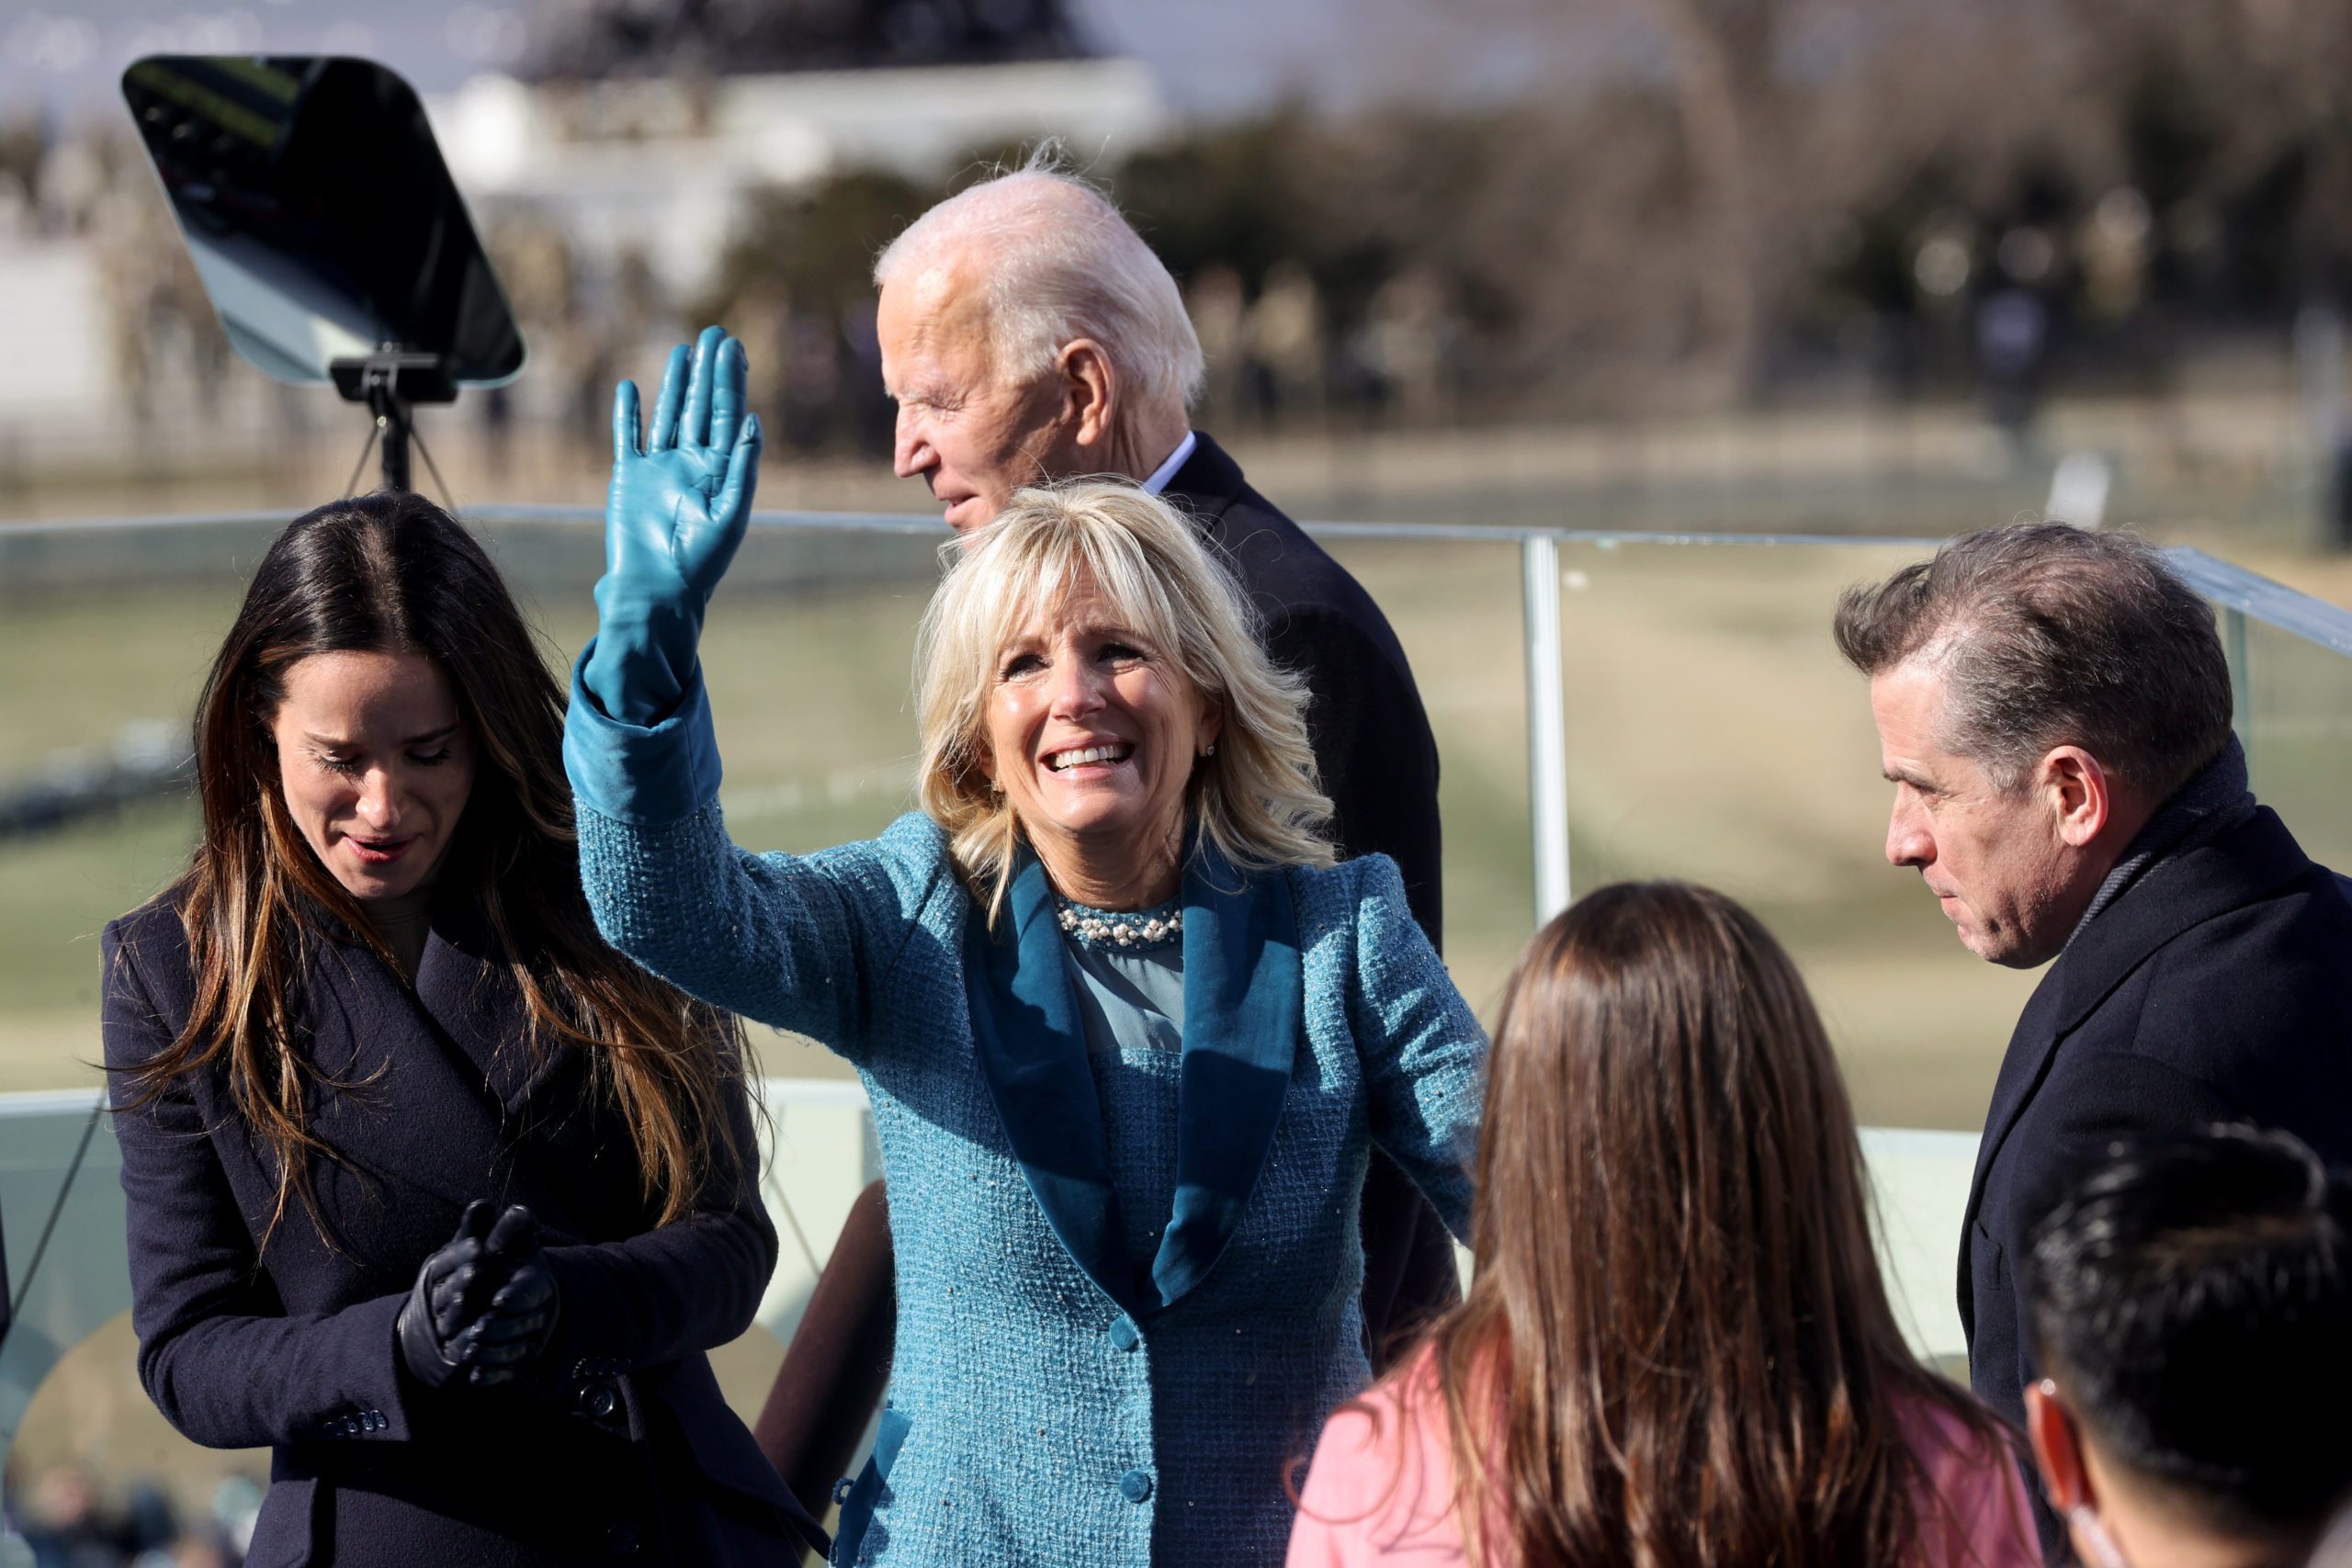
left=868, top=162, right=1444, bottom=956
left=750, top=163, right=1456, bottom=1530
left=883, top=162, right=1453, bottom=1251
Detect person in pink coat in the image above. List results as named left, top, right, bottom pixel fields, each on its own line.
left=1289, top=882, right=2041, bottom=1568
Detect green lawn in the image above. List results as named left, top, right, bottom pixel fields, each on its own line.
left=6, top=526, right=2349, bottom=1128
left=8, top=513, right=2352, bottom=1529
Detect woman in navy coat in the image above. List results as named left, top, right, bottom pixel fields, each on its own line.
left=102, top=491, right=828, bottom=1567
left=564, top=330, right=1488, bottom=1566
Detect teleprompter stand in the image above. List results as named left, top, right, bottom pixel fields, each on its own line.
left=330, top=349, right=458, bottom=493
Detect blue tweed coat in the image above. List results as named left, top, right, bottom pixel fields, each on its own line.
left=566, top=677, right=1487, bottom=1568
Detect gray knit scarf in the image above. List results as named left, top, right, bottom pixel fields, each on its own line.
left=2066, top=734, right=2256, bottom=947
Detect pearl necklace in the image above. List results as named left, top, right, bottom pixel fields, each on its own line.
left=1054, top=896, right=1184, bottom=952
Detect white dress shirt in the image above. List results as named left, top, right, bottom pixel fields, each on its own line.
left=1137, top=430, right=1199, bottom=497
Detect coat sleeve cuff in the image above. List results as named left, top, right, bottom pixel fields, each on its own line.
left=563, top=639, right=724, bottom=827
left=289, top=1292, right=423, bottom=1445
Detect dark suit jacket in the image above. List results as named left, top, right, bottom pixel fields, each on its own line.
left=1960, top=807, right=2352, bottom=1548
left=103, top=893, right=827, bottom=1568
left=1167, top=432, right=1445, bottom=946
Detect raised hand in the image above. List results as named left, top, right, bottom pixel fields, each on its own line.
left=610, top=325, right=762, bottom=600
left=582, top=326, right=763, bottom=725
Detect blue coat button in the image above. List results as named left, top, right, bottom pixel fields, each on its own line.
left=581, top=1381, right=621, bottom=1420
left=1118, top=1469, right=1152, bottom=1504
left=1108, top=1314, right=1140, bottom=1352
left=605, top=1521, right=641, bottom=1556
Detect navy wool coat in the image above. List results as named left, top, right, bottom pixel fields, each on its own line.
left=1168, top=434, right=1464, bottom=1357
left=1961, top=807, right=2352, bottom=1550
left=101, top=894, right=828, bottom=1568
left=1168, top=432, right=1443, bottom=943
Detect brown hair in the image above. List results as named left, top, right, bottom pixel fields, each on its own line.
left=118, top=491, right=749, bottom=1247
left=1419, top=881, right=2017, bottom=1566
left=1832, top=521, right=2231, bottom=799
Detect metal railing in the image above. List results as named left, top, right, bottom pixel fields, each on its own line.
left=6, top=504, right=2351, bottom=1498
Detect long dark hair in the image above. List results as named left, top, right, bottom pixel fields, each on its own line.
left=119, top=491, right=747, bottom=1247
left=1420, top=881, right=2015, bottom=1566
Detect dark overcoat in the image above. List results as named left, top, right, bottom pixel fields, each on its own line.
left=102, top=893, right=828, bottom=1568
left=1166, top=432, right=1444, bottom=945
left=1960, top=807, right=2352, bottom=1549
left=1165, top=430, right=1458, bottom=1354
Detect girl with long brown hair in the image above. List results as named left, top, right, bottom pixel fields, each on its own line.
left=102, top=491, right=827, bottom=1566
left=1288, top=881, right=2039, bottom=1567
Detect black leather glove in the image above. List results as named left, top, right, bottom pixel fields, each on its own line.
left=396, top=1200, right=501, bottom=1390
left=459, top=1204, right=560, bottom=1388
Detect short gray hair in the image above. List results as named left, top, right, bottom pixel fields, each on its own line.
left=1833, top=523, right=2233, bottom=798
left=873, top=148, right=1204, bottom=418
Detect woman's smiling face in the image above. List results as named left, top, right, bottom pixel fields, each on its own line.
left=982, top=572, right=1220, bottom=900
left=268, top=649, right=475, bottom=902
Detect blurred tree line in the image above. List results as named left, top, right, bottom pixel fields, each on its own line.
left=7, top=0, right=2346, bottom=468
left=677, top=0, right=2352, bottom=457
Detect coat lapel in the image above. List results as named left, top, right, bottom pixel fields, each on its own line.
left=962, top=842, right=1306, bottom=1315
left=1955, top=808, right=2314, bottom=1329
left=1958, top=959, right=2072, bottom=1337
left=412, top=905, right=563, bottom=1115
left=1144, top=848, right=1301, bottom=1313
left=964, top=855, right=1137, bottom=1311
left=289, top=915, right=510, bottom=1224
left=1964, top=967, right=2071, bottom=1232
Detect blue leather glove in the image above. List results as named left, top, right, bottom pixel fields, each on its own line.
left=579, top=325, right=763, bottom=726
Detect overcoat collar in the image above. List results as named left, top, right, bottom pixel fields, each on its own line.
left=1961, top=807, right=2312, bottom=1236
left=307, top=893, right=566, bottom=1137
left=1164, top=430, right=1250, bottom=536
left=409, top=899, right=569, bottom=1115
left=266, top=894, right=552, bottom=1228
left=963, top=840, right=1302, bottom=1316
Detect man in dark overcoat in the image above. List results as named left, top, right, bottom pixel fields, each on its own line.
left=1834, top=522, right=2352, bottom=1558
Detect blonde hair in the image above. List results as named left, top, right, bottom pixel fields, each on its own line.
left=913, top=479, right=1333, bottom=915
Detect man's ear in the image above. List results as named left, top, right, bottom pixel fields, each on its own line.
left=1060, top=340, right=1117, bottom=451
left=2027, top=1379, right=2095, bottom=1516
left=2039, top=746, right=2113, bottom=849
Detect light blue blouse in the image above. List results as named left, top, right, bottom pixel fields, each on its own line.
left=1060, top=920, right=1187, bottom=1281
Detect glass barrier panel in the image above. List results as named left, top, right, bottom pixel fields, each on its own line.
left=6, top=513, right=2349, bottom=1479
left=1551, top=536, right=2042, bottom=1133
left=2238, top=611, right=2352, bottom=875
left=0, top=526, right=259, bottom=1094
left=1317, top=533, right=1532, bottom=1014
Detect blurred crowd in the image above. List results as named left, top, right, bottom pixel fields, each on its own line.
left=5, top=1464, right=256, bottom=1568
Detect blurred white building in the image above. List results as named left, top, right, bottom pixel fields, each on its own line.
left=428, top=58, right=1169, bottom=298
left=0, top=54, right=1167, bottom=479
